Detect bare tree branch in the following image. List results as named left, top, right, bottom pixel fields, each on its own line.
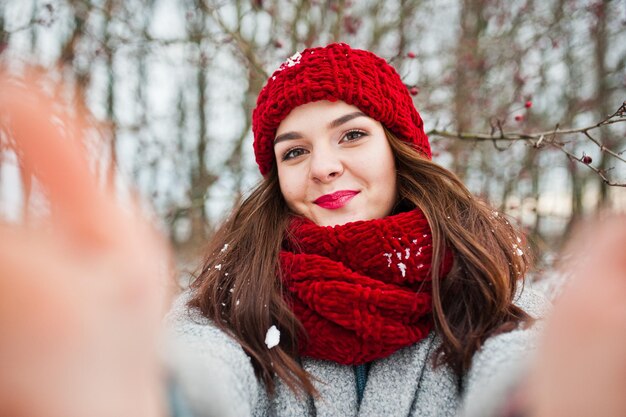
left=429, top=102, right=626, bottom=154
left=429, top=102, right=626, bottom=186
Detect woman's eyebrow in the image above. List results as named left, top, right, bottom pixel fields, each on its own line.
left=274, top=131, right=302, bottom=144
left=274, top=111, right=367, bottom=145
left=328, top=111, right=367, bottom=129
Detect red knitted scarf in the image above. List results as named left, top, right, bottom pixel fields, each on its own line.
left=280, top=209, right=453, bottom=365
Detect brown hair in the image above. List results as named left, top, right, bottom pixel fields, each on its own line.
left=188, top=129, right=532, bottom=396
left=385, top=129, right=533, bottom=375
left=188, top=168, right=317, bottom=396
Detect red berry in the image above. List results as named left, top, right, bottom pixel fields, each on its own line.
left=273, top=39, right=283, bottom=48
left=409, top=87, right=419, bottom=96
left=525, top=100, right=532, bottom=108
left=514, top=114, right=524, bottom=121
left=582, top=154, right=592, bottom=164
left=407, top=51, right=416, bottom=58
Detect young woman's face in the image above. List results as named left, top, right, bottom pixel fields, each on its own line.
left=274, top=100, right=397, bottom=227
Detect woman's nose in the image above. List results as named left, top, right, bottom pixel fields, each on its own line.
left=309, top=146, right=343, bottom=183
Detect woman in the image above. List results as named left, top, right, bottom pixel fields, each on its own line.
left=168, top=43, right=547, bottom=417
left=2, top=46, right=625, bottom=417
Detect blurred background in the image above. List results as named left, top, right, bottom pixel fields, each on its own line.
left=1, top=0, right=624, bottom=270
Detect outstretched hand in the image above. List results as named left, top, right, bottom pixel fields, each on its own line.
left=0, top=72, right=174, bottom=417
left=526, top=215, right=626, bottom=417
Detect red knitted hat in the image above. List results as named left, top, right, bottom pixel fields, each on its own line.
left=252, top=42, right=431, bottom=176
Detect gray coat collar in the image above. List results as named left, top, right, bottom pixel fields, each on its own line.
left=271, top=333, right=461, bottom=417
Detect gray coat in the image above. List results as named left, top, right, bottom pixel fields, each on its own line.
left=165, top=288, right=548, bottom=417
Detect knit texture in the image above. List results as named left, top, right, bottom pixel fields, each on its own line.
left=280, top=209, right=453, bottom=365
left=252, top=43, right=431, bottom=175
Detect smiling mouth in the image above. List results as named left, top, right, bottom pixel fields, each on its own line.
left=313, top=190, right=360, bottom=209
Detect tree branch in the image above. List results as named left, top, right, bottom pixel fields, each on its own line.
left=428, top=102, right=626, bottom=186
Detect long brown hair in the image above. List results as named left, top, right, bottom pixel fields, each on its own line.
left=386, top=129, right=533, bottom=375
left=188, top=129, right=532, bottom=396
left=188, top=168, right=316, bottom=396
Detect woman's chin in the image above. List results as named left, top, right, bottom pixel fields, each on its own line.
left=313, top=209, right=369, bottom=227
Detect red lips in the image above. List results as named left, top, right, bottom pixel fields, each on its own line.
left=314, top=190, right=360, bottom=209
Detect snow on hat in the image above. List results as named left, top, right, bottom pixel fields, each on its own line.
left=252, top=42, right=431, bottom=176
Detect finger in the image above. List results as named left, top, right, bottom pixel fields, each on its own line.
left=0, top=71, right=122, bottom=248
left=0, top=70, right=174, bottom=311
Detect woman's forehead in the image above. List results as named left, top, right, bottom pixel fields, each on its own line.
left=276, top=100, right=373, bottom=134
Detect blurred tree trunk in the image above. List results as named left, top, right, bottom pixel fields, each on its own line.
left=452, top=0, right=486, bottom=181
left=230, top=66, right=263, bottom=203
left=330, top=0, right=347, bottom=42
left=397, top=0, right=420, bottom=57
left=559, top=0, right=584, bottom=238
left=28, top=0, right=37, bottom=53
left=528, top=150, right=541, bottom=241
left=185, top=4, right=215, bottom=252
left=226, top=0, right=264, bottom=201
left=103, top=0, right=118, bottom=187
left=590, top=1, right=612, bottom=208
left=20, top=0, right=39, bottom=217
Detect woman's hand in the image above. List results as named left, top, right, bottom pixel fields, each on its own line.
left=526, top=215, right=626, bottom=417
left=0, top=72, right=174, bottom=417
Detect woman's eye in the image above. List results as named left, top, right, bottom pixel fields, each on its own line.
left=282, top=147, right=307, bottom=161
left=341, top=130, right=366, bottom=143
